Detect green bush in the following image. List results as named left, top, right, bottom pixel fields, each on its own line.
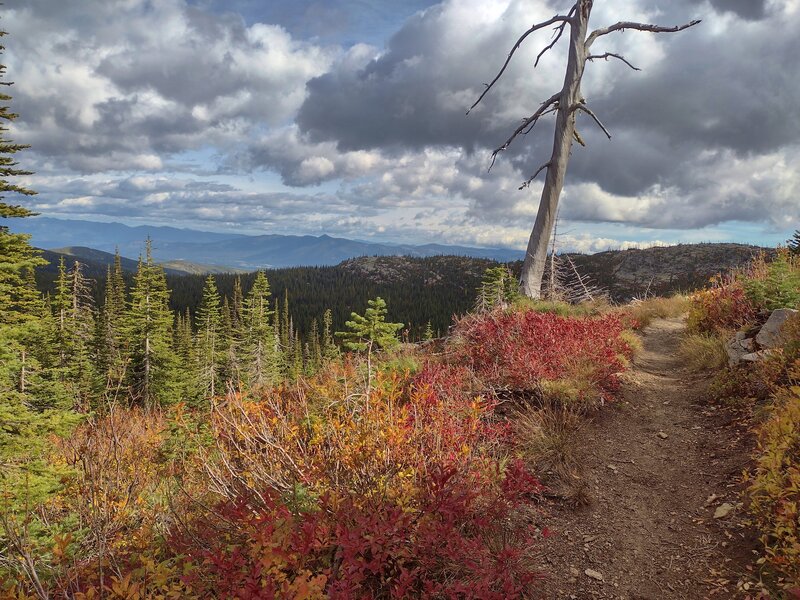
left=743, top=250, right=800, bottom=311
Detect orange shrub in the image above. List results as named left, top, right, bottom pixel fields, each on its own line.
left=687, top=278, right=756, bottom=334
left=747, top=376, right=800, bottom=591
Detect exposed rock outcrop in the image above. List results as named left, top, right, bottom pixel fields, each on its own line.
left=727, top=308, right=797, bottom=366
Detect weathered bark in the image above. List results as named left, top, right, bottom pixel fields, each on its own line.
left=520, top=0, right=591, bottom=298
left=470, top=0, right=700, bottom=298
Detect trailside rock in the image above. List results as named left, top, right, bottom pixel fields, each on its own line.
left=714, top=503, right=735, bottom=519
left=727, top=333, right=755, bottom=366
left=755, top=308, right=798, bottom=349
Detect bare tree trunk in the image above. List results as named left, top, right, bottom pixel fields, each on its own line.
left=519, top=1, right=591, bottom=298
left=468, top=0, right=699, bottom=299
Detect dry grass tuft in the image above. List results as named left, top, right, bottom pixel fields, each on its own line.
left=628, top=295, right=691, bottom=329
left=512, top=402, right=582, bottom=481
left=679, top=332, right=728, bottom=371
left=619, top=329, right=643, bottom=358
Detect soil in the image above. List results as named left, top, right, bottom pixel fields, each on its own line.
left=534, top=317, right=763, bottom=599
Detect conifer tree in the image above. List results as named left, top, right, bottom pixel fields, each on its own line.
left=309, top=317, right=322, bottom=370
left=476, top=265, right=518, bottom=311
left=219, top=296, right=239, bottom=389
left=65, top=261, right=97, bottom=407
left=321, top=309, right=339, bottom=360
left=242, top=271, right=279, bottom=388
left=231, top=275, right=244, bottom=333
left=125, top=239, right=179, bottom=408
left=52, top=257, right=70, bottom=368
left=97, top=251, right=128, bottom=394
left=788, top=230, right=800, bottom=255
left=0, top=24, right=80, bottom=542
left=423, top=320, right=435, bottom=341
left=194, top=275, right=222, bottom=398
left=336, top=297, right=403, bottom=353
left=280, top=289, right=290, bottom=352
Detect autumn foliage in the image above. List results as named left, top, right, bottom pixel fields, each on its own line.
left=1, top=306, right=636, bottom=598
left=453, top=310, right=632, bottom=405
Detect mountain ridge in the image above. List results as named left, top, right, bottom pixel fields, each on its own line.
left=10, top=217, right=524, bottom=268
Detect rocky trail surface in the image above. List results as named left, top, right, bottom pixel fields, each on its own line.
left=535, top=317, right=761, bottom=599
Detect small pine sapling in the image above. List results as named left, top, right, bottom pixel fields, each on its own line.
left=476, top=265, right=519, bottom=311
left=336, top=297, right=403, bottom=353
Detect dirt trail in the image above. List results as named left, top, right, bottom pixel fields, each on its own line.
left=536, top=317, right=759, bottom=599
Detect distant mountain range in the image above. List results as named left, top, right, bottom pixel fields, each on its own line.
left=10, top=217, right=524, bottom=269
left=41, top=247, right=239, bottom=277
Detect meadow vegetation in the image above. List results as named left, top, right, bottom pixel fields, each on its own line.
left=686, top=249, right=800, bottom=593
left=1, top=253, right=638, bottom=597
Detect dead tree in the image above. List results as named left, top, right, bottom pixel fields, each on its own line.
left=468, top=0, right=699, bottom=298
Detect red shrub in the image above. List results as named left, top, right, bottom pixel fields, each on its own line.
left=452, top=310, right=631, bottom=401
left=174, top=461, right=543, bottom=599
left=687, top=280, right=757, bottom=334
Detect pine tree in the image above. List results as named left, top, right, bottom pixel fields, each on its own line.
left=336, top=297, right=404, bottom=353
left=242, top=271, right=279, bottom=388
left=788, top=230, right=800, bottom=255
left=280, top=289, right=290, bottom=352
left=476, top=265, right=518, bottom=311
left=321, top=309, right=339, bottom=360
left=231, top=275, right=244, bottom=333
left=194, top=275, right=222, bottom=399
left=52, top=257, right=70, bottom=369
left=423, top=320, right=435, bottom=341
left=309, top=317, right=322, bottom=370
left=96, top=251, right=128, bottom=395
left=219, top=296, right=239, bottom=389
left=125, top=239, right=179, bottom=408
left=0, top=24, right=80, bottom=527
left=64, top=261, right=97, bottom=408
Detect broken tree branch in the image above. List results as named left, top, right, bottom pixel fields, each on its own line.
left=519, top=162, right=551, bottom=189
left=585, top=19, right=701, bottom=48
left=467, top=15, right=571, bottom=114
left=522, top=104, right=559, bottom=135
left=573, top=103, right=611, bottom=139
left=489, top=92, right=560, bottom=170
left=586, top=52, right=640, bottom=70
left=534, top=5, right=577, bottom=67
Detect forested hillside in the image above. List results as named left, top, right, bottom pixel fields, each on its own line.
left=34, top=244, right=766, bottom=342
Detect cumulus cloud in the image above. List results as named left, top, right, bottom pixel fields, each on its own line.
left=7, top=0, right=799, bottom=251
left=294, top=0, right=800, bottom=231
left=7, top=0, right=336, bottom=172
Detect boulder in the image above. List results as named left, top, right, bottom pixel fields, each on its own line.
left=755, top=308, right=798, bottom=349
left=727, top=334, right=756, bottom=366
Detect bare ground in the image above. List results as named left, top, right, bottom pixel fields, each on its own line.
left=534, top=317, right=762, bottom=599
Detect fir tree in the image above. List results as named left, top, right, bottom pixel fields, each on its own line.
left=280, top=289, right=290, bottom=352
left=194, top=275, right=222, bottom=398
left=476, top=265, right=518, bottom=311
left=125, top=239, right=179, bottom=408
left=0, top=24, right=80, bottom=524
left=96, top=251, right=128, bottom=394
left=336, top=297, right=403, bottom=353
left=309, top=317, right=322, bottom=370
left=423, top=320, right=435, bottom=341
left=242, top=271, right=279, bottom=388
left=788, top=230, right=800, bottom=255
left=219, top=296, right=239, bottom=389
left=231, top=275, right=244, bottom=333
left=64, top=261, right=97, bottom=408
left=321, top=309, right=339, bottom=360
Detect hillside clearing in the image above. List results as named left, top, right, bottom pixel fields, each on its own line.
left=536, top=317, right=761, bottom=599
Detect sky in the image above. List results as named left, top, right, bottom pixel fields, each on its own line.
left=5, top=0, right=800, bottom=252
